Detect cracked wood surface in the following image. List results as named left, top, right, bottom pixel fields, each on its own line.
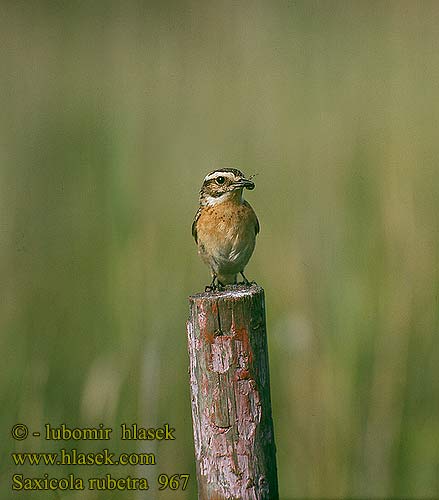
left=187, top=285, right=278, bottom=500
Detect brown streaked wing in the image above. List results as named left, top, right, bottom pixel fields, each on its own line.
left=191, top=207, right=202, bottom=243
left=244, top=200, right=260, bottom=235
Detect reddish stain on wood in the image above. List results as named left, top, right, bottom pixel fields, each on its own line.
left=211, top=301, right=218, bottom=316
left=235, top=368, right=250, bottom=381
left=233, top=326, right=253, bottom=365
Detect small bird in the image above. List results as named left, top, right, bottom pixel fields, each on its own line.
left=192, top=168, right=259, bottom=289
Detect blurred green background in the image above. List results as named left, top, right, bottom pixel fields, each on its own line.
left=2, top=1, right=439, bottom=499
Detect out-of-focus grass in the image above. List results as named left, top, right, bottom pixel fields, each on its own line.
left=1, top=2, right=438, bottom=499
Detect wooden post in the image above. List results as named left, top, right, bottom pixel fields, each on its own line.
left=187, top=284, right=279, bottom=500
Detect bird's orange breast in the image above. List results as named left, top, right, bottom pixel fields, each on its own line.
left=195, top=199, right=258, bottom=277
left=196, top=200, right=257, bottom=246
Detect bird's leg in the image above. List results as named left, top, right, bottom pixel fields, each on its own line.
left=240, top=271, right=256, bottom=286
left=205, top=274, right=218, bottom=292
left=240, top=272, right=250, bottom=285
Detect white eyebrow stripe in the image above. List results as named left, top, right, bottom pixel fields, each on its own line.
left=204, top=171, right=235, bottom=182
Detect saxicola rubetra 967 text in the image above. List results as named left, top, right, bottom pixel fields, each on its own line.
left=192, top=168, right=259, bottom=290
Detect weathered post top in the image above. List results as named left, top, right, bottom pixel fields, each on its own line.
left=187, top=284, right=279, bottom=500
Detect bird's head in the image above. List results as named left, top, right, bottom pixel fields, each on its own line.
left=199, top=168, right=255, bottom=206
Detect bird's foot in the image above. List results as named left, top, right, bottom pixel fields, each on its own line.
left=205, top=275, right=226, bottom=292
left=205, top=283, right=226, bottom=292
left=237, top=280, right=258, bottom=287
left=217, top=281, right=226, bottom=291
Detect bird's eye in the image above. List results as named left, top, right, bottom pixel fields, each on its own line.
left=216, top=176, right=225, bottom=185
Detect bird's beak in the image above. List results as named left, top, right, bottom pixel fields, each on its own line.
left=233, top=177, right=255, bottom=190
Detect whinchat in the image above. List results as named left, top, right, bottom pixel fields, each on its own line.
left=192, top=168, right=259, bottom=289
